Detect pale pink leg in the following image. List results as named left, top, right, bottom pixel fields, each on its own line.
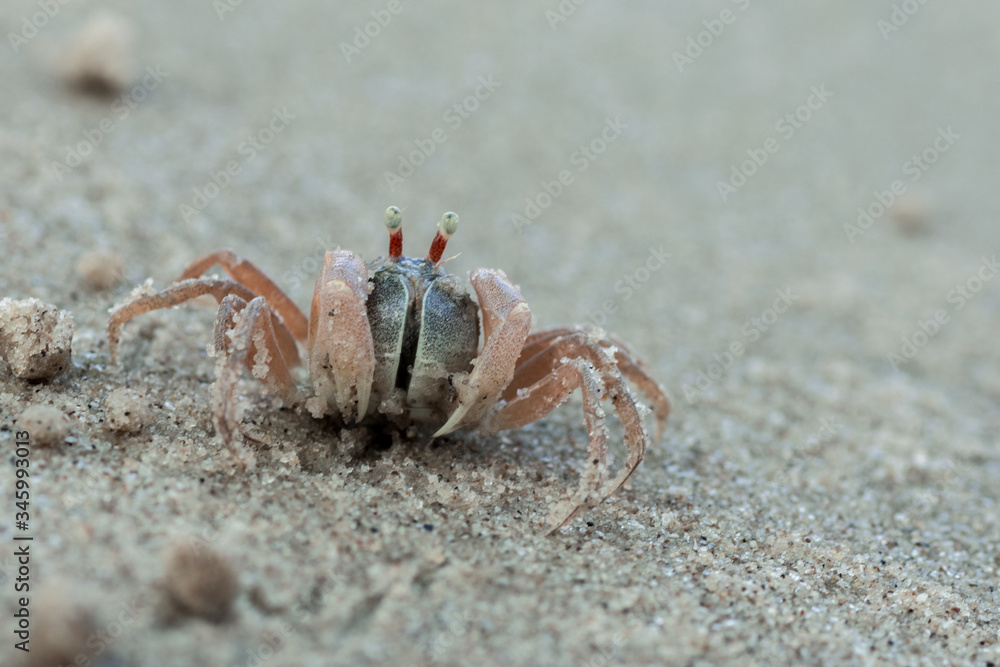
left=490, top=327, right=666, bottom=531
left=176, top=248, right=309, bottom=343
left=489, top=363, right=580, bottom=431
left=490, top=355, right=613, bottom=531
left=506, top=326, right=668, bottom=438
left=548, top=360, right=610, bottom=531
left=605, top=332, right=670, bottom=438
left=212, top=295, right=297, bottom=404
left=305, top=251, right=375, bottom=422
left=107, top=278, right=300, bottom=369
left=516, top=329, right=565, bottom=361
left=434, top=268, right=532, bottom=436
left=211, top=296, right=299, bottom=469
left=514, top=330, right=651, bottom=477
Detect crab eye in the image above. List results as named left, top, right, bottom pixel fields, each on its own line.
left=427, top=212, right=459, bottom=263
left=439, top=212, right=459, bottom=237
left=385, top=206, right=403, bottom=258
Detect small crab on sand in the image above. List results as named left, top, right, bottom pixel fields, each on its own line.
left=108, top=208, right=669, bottom=529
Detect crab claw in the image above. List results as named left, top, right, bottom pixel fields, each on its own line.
left=434, top=402, right=471, bottom=438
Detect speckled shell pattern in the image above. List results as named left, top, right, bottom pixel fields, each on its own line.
left=365, top=256, right=480, bottom=426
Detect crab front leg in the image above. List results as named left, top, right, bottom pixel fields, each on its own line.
left=211, top=294, right=300, bottom=469
left=488, top=327, right=668, bottom=531
left=305, top=250, right=376, bottom=422
left=107, top=278, right=302, bottom=469
left=515, top=328, right=669, bottom=438
left=433, top=268, right=532, bottom=436
left=490, top=356, right=614, bottom=529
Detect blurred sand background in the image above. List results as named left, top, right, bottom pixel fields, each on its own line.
left=2, top=1, right=1000, bottom=665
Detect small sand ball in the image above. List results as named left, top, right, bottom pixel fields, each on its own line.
left=61, top=11, right=136, bottom=96
left=163, top=542, right=239, bottom=623
left=22, top=582, right=98, bottom=667
left=17, top=405, right=71, bottom=446
left=891, top=195, right=930, bottom=236
left=0, top=298, right=73, bottom=381
left=76, top=250, right=125, bottom=290
left=104, top=387, right=153, bottom=433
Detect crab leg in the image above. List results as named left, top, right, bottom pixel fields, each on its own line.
left=514, top=328, right=566, bottom=363
left=508, top=326, right=669, bottom=438
left=489, top=353, right=621, bottom=531
left=603, top=332, right=670, bottom=439
left=107, top=278, right=300, bottom=368
left=175, top=248, right=309, bottom=343
left=489, top=362, right=581, bottom=431
left=525, top=331, right=651, bottom=478
left=211, top=295, right=299, bottom=469
left=550, top=360, right=609, bottom=531
left=489, top=327, right=664, bottom=530
left=213, top=295, right=297, bottom=404
left=434, top=268, right=532, bottom=436
left=306, top=250, right=375, bottom=422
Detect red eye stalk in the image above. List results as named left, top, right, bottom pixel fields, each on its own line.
left=427, top=212, right=459, bottom=264
left=384, top=206, right=403, bottom=258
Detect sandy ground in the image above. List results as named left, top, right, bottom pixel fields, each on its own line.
left=2, top=1, right=1000, bottom=665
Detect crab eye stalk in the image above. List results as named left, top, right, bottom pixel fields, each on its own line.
left=427, top=212, right=458, bottom=264
left=385, top=206, right=403, bottom=258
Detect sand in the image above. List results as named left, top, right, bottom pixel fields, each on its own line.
left=2, top=1, right=999, bottom=665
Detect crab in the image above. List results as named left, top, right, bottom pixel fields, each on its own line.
left=107, top=208, right=670, bottom=530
